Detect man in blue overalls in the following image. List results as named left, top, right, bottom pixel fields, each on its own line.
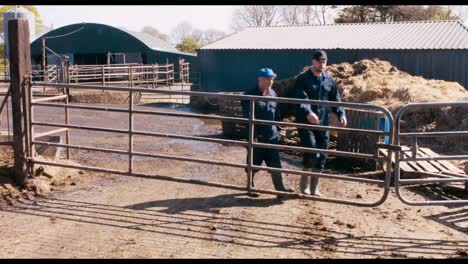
left=241, top=68, right=294, bottom=199
left=294, top=50, right=347, bottom=196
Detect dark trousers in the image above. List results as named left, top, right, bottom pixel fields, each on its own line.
left=298, top=129, right=329, bottom=169
left=246, top=137, right=282, bottom=174
left=245, top=137, right=287, bottom=191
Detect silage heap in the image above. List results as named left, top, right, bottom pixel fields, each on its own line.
left=272, top=59, right=468, bottom=152
left=326, top=59, right=467, bottom=113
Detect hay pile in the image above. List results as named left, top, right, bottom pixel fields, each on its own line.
left=273, top=59, right=467, bottom=112
left=270, top=59, right=468, bottom=152
left=326, top=59, right=468, bottom=113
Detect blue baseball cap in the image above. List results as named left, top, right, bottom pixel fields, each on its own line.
left=257, top=68, right=277, bottom=78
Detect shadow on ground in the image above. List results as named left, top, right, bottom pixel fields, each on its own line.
left=4, top=193, right=467, bottom=259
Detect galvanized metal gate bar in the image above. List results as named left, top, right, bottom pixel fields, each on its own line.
left=28, top=81, right=395, bottom=207
left=394, top=101, right=468, bottom=206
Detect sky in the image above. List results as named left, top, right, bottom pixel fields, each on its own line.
left=4, top=5, right=468, bottom=40
left=35, top=5, right=239, bottom=35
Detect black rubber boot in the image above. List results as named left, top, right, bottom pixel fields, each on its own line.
left=247, top=172, right=260, bottom=197
left=271, top=172, right=294, bottom=199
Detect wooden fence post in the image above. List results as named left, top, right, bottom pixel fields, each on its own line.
left=8, top=19, right=32, bottom=186
left=101, top=65, right=105, bottom=93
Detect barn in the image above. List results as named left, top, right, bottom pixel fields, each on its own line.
left=198, top=20, right=468, bottom=92
left=29, top=22, right=198, bottom=71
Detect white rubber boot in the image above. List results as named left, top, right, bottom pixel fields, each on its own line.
left=310, top=175, right=321, bottom=196
left=300, top=168, right=311, bottom=195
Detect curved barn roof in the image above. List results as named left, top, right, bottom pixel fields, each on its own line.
left=201, top=20, right=468, bottom=50
left=119, top=28, right=177, bottom=53
left=30, top=22, right=194, bottom=56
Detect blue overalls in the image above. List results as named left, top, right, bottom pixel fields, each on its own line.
left=241, top=85, right=282, bottom=173
left=294, top=70, right=346, bottom=169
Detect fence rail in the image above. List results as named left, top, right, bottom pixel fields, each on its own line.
left=68, top=63, right=175, bottom=87
left=394, top=101, right=468, bottom=206
left=29, top=81, right=396, bottom=207
left=0, top=83, right=12, bottom=146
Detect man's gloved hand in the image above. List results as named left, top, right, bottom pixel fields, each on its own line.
left=306, top=113, right=320, bottom=125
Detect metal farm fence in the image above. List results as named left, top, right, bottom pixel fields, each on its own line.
left=27, top=81, right=397, bottom=207
left=394, top=102, right=468, bottom=206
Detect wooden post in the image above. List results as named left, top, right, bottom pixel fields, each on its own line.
left=65, top=59, right=71, bottom=159
left=152, top=64, right=155, bottom=88
left=166, top=65, right=169, bottom=86
left=42, top=37, right=48, bottom=82
left=101, top=65, right=105, bottom=92
left=8, top=19, right=32, bottom=185
left=129, top=66, right=133, bottom=88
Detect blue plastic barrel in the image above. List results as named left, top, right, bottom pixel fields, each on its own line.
left=377, top=117, right=390, bottom=144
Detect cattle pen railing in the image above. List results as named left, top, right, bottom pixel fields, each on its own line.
left=394, top=102, right=468, bottom=206
left=27, top=81, right=397, bottom=207
left=0, top=79, right=12, bottom=146
left=68, top=63, right=176, bottom=87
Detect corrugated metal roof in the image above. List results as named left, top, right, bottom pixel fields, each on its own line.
left=30, top=22, right=195, bottom=56
left=201, top=20, right=468, bottom=50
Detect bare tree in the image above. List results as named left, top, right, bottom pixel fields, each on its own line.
left=309, top=5, right=338, bottom=25
left=201, top=29, right=227, bottom=45
left=300, top=6, right=316, bottom=25
left=170, top=22, right=193, bottom=44
left=445, top=5, right=468, bottom=20
left=280, top=6, right=302, bottom=25
left=141, top=25, right=169, bottom=42
left=191, top=29, right=205, bottom=44
left=276, top=5, right=339, bottom=26
left=231, top=5, right=281, bottom=31
left=170, top=21, right=228, bottom=47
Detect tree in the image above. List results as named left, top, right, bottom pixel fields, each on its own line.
left=334, top=5, right=376, bottom=23
left=170, top=23, right=227, bottom=47
left=231, top=5, right=281, bottom=31
left=200, top=29, right=226, bottom=45
left=309, top=5, right=338, bottom=25
left=175, top=37, right=200, bottom=54
left=426, top=5, right=460, bottom=20
left=280, top=6, right=302, bottom=25
left=190, top=28, right=204, bottom=44
left=170, top=22, right=193, bottom=44
left=334, top=5, right=460, bottom=23
left=141, top=25, right=169, bottom=42
left=244, top=5, right=338, bottom=28
left=0, top=5, right=44, bottom=36
left=446, top=5, right=468, bottom=21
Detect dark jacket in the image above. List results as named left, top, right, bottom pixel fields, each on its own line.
left=241, top=85, right=281, bottom=142
left=294, top=69, right=345, bottom=126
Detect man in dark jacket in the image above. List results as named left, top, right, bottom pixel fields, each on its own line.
left=294, top=50, right=347, bottom=196
left=241, top=68, right=294, bottom=199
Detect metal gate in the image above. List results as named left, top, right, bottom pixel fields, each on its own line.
left=394, top=102, right=468, bottom=205
left=27, top=81, right=396, bottom=207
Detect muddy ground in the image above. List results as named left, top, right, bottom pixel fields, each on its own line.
left=0, top=99, right=467, bottom=259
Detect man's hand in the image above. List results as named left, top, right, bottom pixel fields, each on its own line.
left=307, top=113, right=320, bottom=125
left=340, top=116, right=347, bottom=127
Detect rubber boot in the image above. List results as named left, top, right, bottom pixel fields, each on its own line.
left=271, top=171, right=287, bottom=191
left=247, top=172, right=260, bottom=197
left=271, top=172, right=294, bottom=199
left=300, top=168, right=311, bottom=195
left=310, top=175, right=321, bottom=196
